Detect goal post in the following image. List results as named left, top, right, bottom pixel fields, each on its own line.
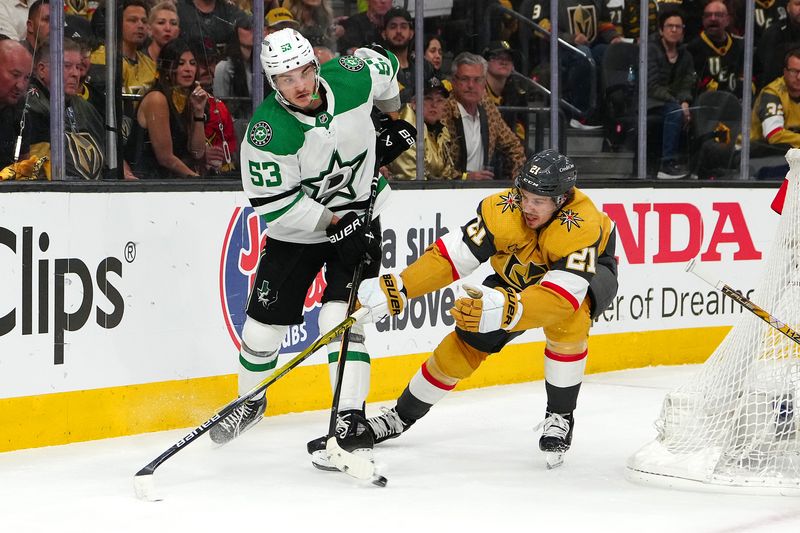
left=625, top=149, right=800, bottom=496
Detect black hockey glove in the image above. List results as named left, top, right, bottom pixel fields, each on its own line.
left=326, top=211, right=381, bottom=268
left=376, top=119, right=416, bottom=167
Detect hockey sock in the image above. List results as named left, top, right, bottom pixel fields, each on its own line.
left=327, top=341, right=371, bottom=412
left=543, top=347, right=587, bottom=412
left=238, top=341, right=279, bottom=399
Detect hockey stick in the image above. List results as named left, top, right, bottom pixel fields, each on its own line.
left=323, top=170, right=387, bottom=487
left=686, top=259, right=800, bottom=345
left=133, top=307, right=368, bottom=501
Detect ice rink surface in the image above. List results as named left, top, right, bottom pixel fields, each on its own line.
left=3, top=365, right=800, bottom=533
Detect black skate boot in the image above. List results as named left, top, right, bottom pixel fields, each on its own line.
left=367, top=407, right=411, bottom=444
left=537, top=411, right=574, bottom=469
left=208, top=395, right=267, bottom=445
left=307, top=409, right=375, bottom=471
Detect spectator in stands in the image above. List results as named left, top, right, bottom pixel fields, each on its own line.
left=648, top=8, right=696, bottom=179
left=443, top=52, right=526, bottom=181
left=188, top=37, right=237, bottom=175
left=303, top=25, right=337, bottom=63
left=90, top=0, right=158, bottom=97
left=126, top=39, right=209, bottom=178
left=388, top=75, right=456, bottom=180
left=20, top=0, right=48, bottom=55
left=266, top=6, right=301, bottom=33
left=483, top=40, right=528, bottom=140
left=730, top=0, right=787, bottom=41
left=686, top=0, right=746, bottom=98
left=527, top=0, right=622, bottom=129
left=146, top=1, right=180, bottom=64
left=757, top=0, right=800, bottom=89
left=27, top=39, right=106, bottom=180
left=423, top=34, right=444, bottom=78
left=66, top=16, right=105, bottom=115
left=338, top=0, right=392, bottom=55
left=214, top=14, right=254, bottom=119
left=0, top=0, right=32, bottom=40
left=751, top=48, right=800, bottom=156
left=0, top=40, right=32, bottom=172
left=381, top=7, right=422, bottom=104
left=177, top=0, right=245, bottom=57
left=283, top=0, right=344, bottom=44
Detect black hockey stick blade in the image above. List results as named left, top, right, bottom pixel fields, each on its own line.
left=133, top=307, right=368, bottom=501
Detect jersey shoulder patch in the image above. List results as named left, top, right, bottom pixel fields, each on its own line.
left=539, top=188, right=605, bottom=258
left=321, top=58, right=372, bottom=115
left=246, top=96, right=310, bottom=155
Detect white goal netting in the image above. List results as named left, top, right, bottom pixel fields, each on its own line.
left=626, top=149, right=800, bottom=495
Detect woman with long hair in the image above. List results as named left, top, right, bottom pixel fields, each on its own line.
left=282, top=0, right=344, bottom=43
left=127, top=39, right=208, bottom=178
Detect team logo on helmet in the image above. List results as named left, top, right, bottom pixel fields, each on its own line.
left=557, top=209, right=583, bottom=231
left=497, top=190, right=520, bottom=213
left=338, top=56, right=365, bottom=72
left=249, top=121, right=273, bottom=147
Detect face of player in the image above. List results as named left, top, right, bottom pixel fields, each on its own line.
left=702, top=1, right=729, bottom=40
left=383, top=17, right=413, bottom=49
left=274, top=63, right=318, bottom=109
left=453, top=62, right=486, bottom=109
left=422, top=91, right=446, bottom=124
left=659, top=15, right=685, bottom=47
left=123, top=6, right=148, bottom=47
left=425, top=38, right=443, bottom=70
left=519, top=188, right=559, bottom=229
left=784, top=56, right=800, bottom=97
left=149, top=9, right=179, bottom=47
left=174, top=52, right=198, bottom=89
left=487, top=51, right=514, bottom=78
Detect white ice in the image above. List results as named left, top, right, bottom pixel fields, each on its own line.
left=3, top=365, right=800, bottom=533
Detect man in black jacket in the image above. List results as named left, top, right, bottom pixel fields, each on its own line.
left=756, top=0, right=800, bottom=90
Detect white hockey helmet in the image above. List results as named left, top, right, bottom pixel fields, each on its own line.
left=261, top=28, right=319, bottom=103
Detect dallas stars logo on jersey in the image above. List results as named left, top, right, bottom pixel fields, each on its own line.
left=301, top=149, right=367, bottom=205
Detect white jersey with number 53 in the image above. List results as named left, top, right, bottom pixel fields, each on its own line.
left=240, top=48, right=400, bottom=244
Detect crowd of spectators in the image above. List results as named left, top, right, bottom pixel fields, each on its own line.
left=0, top=0, right=799, bottom=181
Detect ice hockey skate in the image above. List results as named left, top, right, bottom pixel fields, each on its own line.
left=208, top=395, right=266, bottom=445
left=307, top=410, right=375, bottom=471
left=367, top=407, right=410, bottom=444
left=537, top=411, right=574, bottom=469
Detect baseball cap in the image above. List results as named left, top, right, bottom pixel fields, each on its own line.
left=424, top=75, right=449, bottom=97
left=383, top=7, right=413, bottom=29
left=482, top=40, right=518, bottom=61
left=266, top=7, right=300, bottom=29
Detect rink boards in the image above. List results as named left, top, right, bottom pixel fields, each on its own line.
left=0, top=185, right=781, bottom=451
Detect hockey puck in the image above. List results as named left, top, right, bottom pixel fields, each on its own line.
left=371, top=475, right=388, bottom=487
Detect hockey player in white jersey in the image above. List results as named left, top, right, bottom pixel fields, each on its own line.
left=210, top=29, right=404, bottom=470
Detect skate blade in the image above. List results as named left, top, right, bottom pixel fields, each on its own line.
left=544, top=451, right=565, bottom=469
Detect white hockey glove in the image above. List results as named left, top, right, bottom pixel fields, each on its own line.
left=449, top=283, right=523, bottom=333
left=357, top=274, right=407, bottom=323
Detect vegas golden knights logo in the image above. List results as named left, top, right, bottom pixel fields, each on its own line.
left=567, top=5, right=597, bottom=43
left=65, top=132, right=104, bottom=180
left=503, top=254, right=548, bottom=290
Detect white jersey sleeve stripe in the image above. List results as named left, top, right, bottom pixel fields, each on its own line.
left=540, top=269, right=589, bottom=311
left=438, top=231, right=481, bottom=279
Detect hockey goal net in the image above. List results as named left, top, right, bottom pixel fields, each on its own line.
left=626, top=149, right=800, bottom=495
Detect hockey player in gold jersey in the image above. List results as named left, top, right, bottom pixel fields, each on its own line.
left=357, top=149, right=618, bottom=467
